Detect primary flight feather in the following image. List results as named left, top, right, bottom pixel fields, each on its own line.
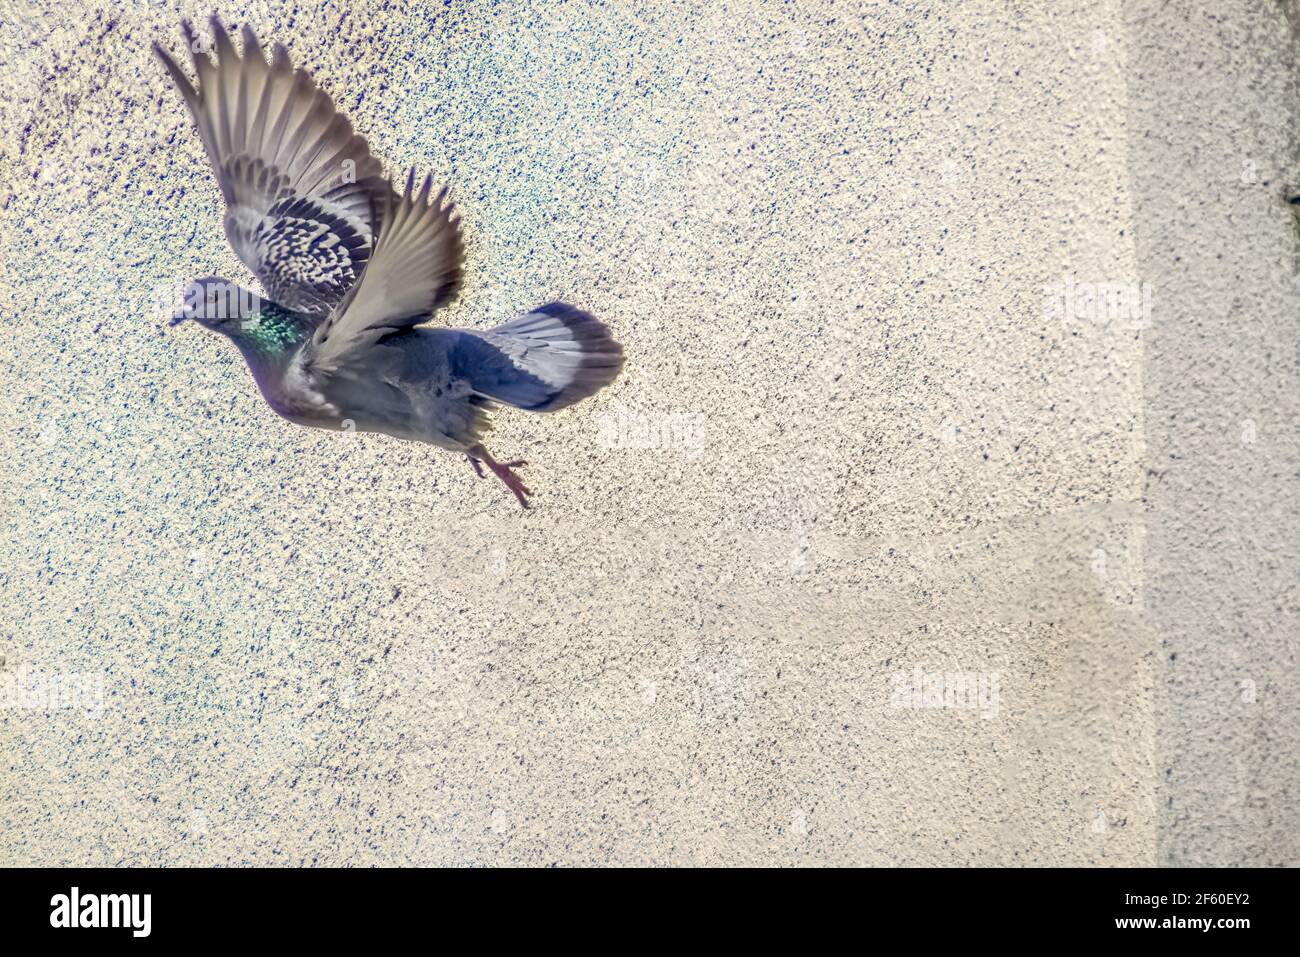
left=155, top=17, right=624, bottom=507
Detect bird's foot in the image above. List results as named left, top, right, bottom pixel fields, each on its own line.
left=469, top=446, right=531, bottom=509
left=465, top=454, right=485, bottom=478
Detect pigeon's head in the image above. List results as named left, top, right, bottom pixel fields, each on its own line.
left=169, top=277, right=262, bottom=332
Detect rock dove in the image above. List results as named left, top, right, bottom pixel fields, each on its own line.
left=154, top=18, right=624, bottom=507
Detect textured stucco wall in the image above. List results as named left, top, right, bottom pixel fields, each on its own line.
left=1126, top=0, right=1300, bottom=867
left=0, top=0, right=1293, bottom=865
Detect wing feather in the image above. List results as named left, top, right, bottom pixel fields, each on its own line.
left=154, top=17, right=388, bottom=314
left=307, top=169, right=463, bottom=375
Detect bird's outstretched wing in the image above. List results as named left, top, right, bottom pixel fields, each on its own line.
left=154, top=17, right=390, bottom=315
left=306, top=169, right=463, bottom=376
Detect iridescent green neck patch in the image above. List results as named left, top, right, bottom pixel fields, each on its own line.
left=236, top=303, right=310, bottom=357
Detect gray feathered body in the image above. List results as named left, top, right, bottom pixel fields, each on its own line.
left=278, top=326, right=486, bottom=452
left=248, top=302, right=622, bottom=455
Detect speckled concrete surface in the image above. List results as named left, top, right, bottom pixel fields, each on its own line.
left=0, top=0, right=1293, bottom=865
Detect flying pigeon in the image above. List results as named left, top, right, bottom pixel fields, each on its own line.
left=154, top=18, right=624, bottom=507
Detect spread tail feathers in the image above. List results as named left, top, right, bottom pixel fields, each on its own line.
left=449, top=303, right=624, bottom=412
